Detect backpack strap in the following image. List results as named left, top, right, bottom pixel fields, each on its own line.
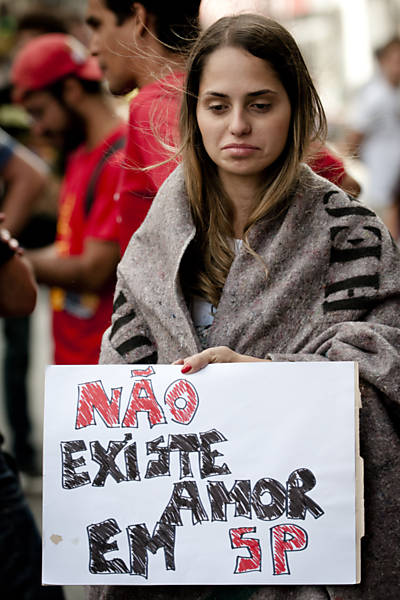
left=84, top=134, right=126, bottom=218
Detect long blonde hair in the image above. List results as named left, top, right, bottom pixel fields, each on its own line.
left=180, top=14, right=327, bottom=307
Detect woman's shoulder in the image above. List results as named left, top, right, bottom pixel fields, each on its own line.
left=296, top=163, right=366, bottom=219
left=297, top=164, right=398, bottom=269
left=283, top=164, right=397, bottom=258
left=143, top=163, right=189, bottom=223
left=119, top=164, right=194, bottom=275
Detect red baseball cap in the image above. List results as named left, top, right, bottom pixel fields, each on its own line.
left=12, top=33, right=102, bottom=102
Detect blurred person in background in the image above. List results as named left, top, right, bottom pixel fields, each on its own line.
left=0, top=127, right=46, bottom=246
left=86, top=0, right=201, bottom=254
left=199, top=0, right=361, bottom=198
left=11, top=33, right=125, bottom=366
left=0, top=6, right=73, bottom=479
left=0, top=127, right=47, bottom=476
left=0, top=5, right=86, bottom=105
left=15, top=6, right=91, bottom=49
left=0, top=223, right=64, bottom=599
left=345, top=37, right=400, bottom=235
left=15, top=9, right=68, bottom=51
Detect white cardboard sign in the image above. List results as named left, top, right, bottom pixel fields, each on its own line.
left=43, top=361, right=361, bottom=585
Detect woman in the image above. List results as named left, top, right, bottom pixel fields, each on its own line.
left=94, top=14, right=400, bottom=600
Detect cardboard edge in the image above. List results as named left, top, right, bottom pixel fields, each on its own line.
left=354, top=362, right=364, bottom=584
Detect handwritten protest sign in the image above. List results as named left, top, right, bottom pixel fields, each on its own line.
left=43, top=361, right=362, bottom=585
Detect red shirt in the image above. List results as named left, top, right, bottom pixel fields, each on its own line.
left=117, top=72, right=182, bottom=253
left=51, top=124, right=126, bottom=364
left=308, top=147, right=346, bottom=187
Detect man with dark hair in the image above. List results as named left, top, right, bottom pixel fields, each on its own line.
left=86, top=0, right=200, bottom=252
left=16, top=9, right=68, bottom=42
left=11, top=33, right=126, bottom=365
left=16, top=7, right=90, bottom=48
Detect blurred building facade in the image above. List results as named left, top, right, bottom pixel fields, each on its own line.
left=267, top=0, right=400, bottom=137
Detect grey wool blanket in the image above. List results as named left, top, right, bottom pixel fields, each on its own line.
left=91, top=163, right=400, bottom=599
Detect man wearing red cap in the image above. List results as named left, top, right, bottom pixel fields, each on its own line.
left=12, top=33, right=126, bottom=365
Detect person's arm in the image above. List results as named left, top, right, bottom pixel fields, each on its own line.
left=176, top=314, right=400, bottom=412
left=0, top=143, right=48, bottom=237
left=175, top=317, right=400, bottom=409
left=174, top=224, right=400, bottom=407
left=0, top=254, right=37, bottom=316
left=25, top=238, right=120, bottom=293
left=0, top=227, right=37, bottom=316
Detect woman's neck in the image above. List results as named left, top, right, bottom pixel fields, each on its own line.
left=220, top=172, right=262, bottom=238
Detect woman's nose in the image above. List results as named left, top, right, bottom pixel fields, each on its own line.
left=229, top=108, right=251, bottom=136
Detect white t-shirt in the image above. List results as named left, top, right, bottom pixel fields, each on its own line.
left=191, top=239, right=242, bottom=348
left=351, top=74, right=400, bottom=208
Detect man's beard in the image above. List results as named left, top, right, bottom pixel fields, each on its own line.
left=47, top=106, right=87, bottom=173
left=59, top=108, right=87, bottom=156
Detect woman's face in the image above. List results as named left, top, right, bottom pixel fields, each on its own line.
left=196, top=46, right=292, bottom=189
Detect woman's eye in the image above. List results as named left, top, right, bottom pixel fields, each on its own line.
left=251, top=103, right=271, bottom=112
left=208, top=104, right=227, bottom=112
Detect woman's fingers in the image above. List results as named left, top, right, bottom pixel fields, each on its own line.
left=174, top=347, right=270, bottom=374
left=180, top=349, right=212, bottom=374
left=179, top=346, right=239, bottom=374
left=172, top=358, right=184, bottom=365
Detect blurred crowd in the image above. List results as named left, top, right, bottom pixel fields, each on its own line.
left=0, top=1, right=399, bottom=599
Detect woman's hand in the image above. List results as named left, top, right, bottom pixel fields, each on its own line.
left=173, top=345, right=269, bottom=374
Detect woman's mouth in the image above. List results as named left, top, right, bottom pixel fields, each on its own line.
left=221, top=143, right=260, bottom=156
